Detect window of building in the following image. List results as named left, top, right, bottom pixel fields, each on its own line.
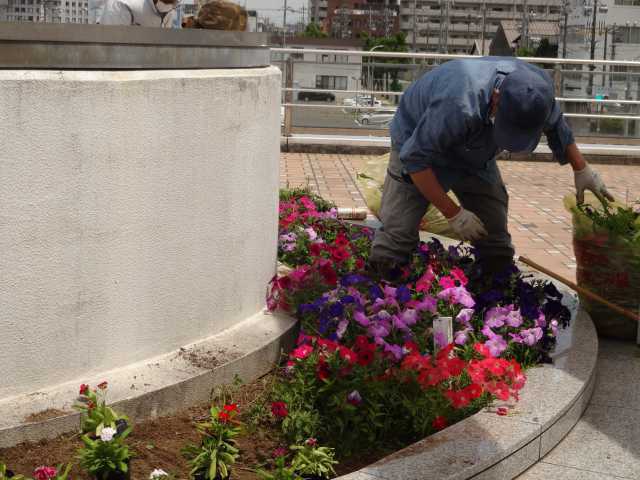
left=316, top=75, right=348, bottom=90
left=614, top=0, right=640, bottom=5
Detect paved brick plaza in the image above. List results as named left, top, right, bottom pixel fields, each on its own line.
left=280, top=153, right=640, bottom=282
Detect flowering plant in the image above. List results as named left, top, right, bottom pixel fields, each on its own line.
left=256, top=449, right=302, bottom=480
left=290, top=438, right=338, bottom=479
left=74, top=382, right=129, bottom=436
left=0, top=463, right=26, bottom=480
left=149, top=469, right=175, bottom=480
left=33, top=465, right=72, bottom=480
left=77, top=425, right=132, bottom=478
left=182, top=404, right=241, bottom=480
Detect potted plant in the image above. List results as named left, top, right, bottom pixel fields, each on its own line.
left=74, top=382, right=129, bottom=436
left=256, top=449, right=302, bottom=480
left=77, top=426, right=133, bottom=479
left=290, top=439, right=337, bottom=480
left=182, top=404, right=241, bottom=480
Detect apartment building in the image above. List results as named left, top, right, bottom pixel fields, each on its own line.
left=399, top=0, right=563, bottom=53
left=309, top=0, right=399, bottom=38
left=0, top=0, right=88, bottom=22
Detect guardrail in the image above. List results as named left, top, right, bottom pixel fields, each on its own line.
left=273, top=48, right=640, bottom=148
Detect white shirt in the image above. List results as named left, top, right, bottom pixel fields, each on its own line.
left=99, top=0, right=177, bottom=28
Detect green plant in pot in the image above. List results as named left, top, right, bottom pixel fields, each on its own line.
left=74, top=382, right=129, bottom=436
left=78, top=425, right=133, bottom=480
left=290, top=438, right=337, bottom=480
left=182, top=404, right=241, bottom=480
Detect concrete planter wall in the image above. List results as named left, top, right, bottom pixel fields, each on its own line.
left=0, top=67, right=281, bottom=401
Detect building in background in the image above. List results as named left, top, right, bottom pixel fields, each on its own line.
left=1, top=0, right=88, bottom=22
left=490, top=19, right=559, bottom=55
left=271, top=36, right=364, bottom=102
left=399, top=0, right=563, bottom=54
left=309, top=0, right=399, bottom=38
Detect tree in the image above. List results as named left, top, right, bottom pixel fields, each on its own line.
left=301, top=22, right=327, bottom=38
left=362, top=32, right=409, bottom=95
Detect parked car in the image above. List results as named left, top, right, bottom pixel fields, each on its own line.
left=343, top=95, right=382, bottom=107
left=298, top=91, right=336, bottom=102
left=358, top=109, right=396, bottom=126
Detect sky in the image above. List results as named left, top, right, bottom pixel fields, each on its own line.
left=243, top=0, right=306, bottom=25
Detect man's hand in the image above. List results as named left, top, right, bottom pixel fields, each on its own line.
left=574, top=164, right=614, bottom=205
left=447, top=208, right=488, bottom=241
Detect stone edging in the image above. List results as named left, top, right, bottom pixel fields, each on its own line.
left=0, top=310, right=298, bottom=449
left=337, top=289, right=598, bottom=480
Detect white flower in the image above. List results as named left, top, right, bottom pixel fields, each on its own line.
left=100, top=427, right=117, bottom=442
left=149, top=469, right=169, bottom=479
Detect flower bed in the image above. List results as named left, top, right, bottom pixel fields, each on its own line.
left=0, top=188, right=571, bottom=480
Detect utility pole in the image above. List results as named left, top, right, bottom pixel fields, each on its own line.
left=602, top=24, right=608, bottom=88
left=282, top=0, right=288, bottom=47
left=562, top=1, right=569, bottom=58
left=522, top=0, right=529, bottom=49
left=587, top=0, right=598, bottom=96
left=412, top=0, right=418, bottom=52
left=481, top=2, right=487, bottom=53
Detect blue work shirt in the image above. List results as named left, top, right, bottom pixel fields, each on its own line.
left=390, top=57, right=575, bottom=187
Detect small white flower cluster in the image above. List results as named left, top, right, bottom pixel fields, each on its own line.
left=99, top=427, right=117, bottom=442
left=149, top=469, right=169, bottom=479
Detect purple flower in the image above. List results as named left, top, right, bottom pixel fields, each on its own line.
left=454, top=327, right=472, bottom=345
left=368, top=323, right=390, bottom=339
left=485, top=335, right=508, bottom=356
left=336, top=319, right=349, bottom=339
left=392, top=314, right=408, bottom=331
left=354, top=310, right=371, bottom=327
left=329, top=302, right=344, bottom=318
left=400, top=309, right=418, bottom=326
left=437, top=287, right=475, bottom=308
left=535, top=311, right=547, bottom=328
left=304, top=227, right=318, bottom=241
left=383, top=341, right=404, bottom=360
left=520, top=327, right=543, bottom=346
left=396, top=285, right=412, bottom=303
left=282, top=243, right=296, bottom=252
left=415, top=296, right=438, bottom=314
left=347, top=390, right=362, bottom=406
left=550, top=319, right=559, bottom=337
left=383, top=285, right=397, bottom=299
left=377, top=310, right=391, bottom=321
left=505, top=309, right=523, bottom=328
left=455, top=308, right=475, bottom=326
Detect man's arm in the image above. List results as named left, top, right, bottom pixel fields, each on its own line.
left=566, top=142, right=614, bottom=204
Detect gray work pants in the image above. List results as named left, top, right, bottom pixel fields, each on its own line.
left=370, top=149, right=515, bottom=269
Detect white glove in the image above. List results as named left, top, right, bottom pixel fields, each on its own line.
left=574, top=164, right=614, bottom=205
left=447, top=208, right=488, bottom=242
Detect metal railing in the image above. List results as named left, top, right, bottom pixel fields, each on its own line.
left=274, top=48, right=640, bottom=150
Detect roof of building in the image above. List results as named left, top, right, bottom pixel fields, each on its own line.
left=470, top=38, right=491, bottom=55
left=499, top=20, right=560, bottom=45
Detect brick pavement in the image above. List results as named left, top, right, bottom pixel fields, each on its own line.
left=280, top=153, right=640, bottom=282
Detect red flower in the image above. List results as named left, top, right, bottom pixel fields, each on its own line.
left=418, top=367, right=445, bottom=387
left=432, top=416, right=448, bottom=431
left=218, top=411, right=230, bottom=423
left=450, top=267, right=468, bottom=286
left=473, top=342, right=491, bottom=358
left=356, top=348, right=375, bottom=367
left=334, top=233, right=349, bottom=246
left=354, top=335, right=371, bottom=350
left=355, top=258, right=365, bottom=270
left=331, top=247, right=351, bottom=263
left=271, top=401, right=289, bottom=418
left=291, top=344, right=314, bottom=360
left=223, top=403, right=238, bottom=413
left=317, top=338, right=338, bottom=352
left=87, top=400, right=96, bottom=410
left=464, top=383, right=484, bottom=400
left=33, top=467, right=57, bottom=480
left=497, top=407, right=509, bottom=416
left=79, top=384, right=90, bottom=396
left=97, top=381, right=108, bottom=390
left=316, top=357, right=331, bottom=381
left=338, top=347, right=357, bottom=364
left=309, top=243, right=324, bottom=257
left=320, top=264, right=338, bottom=286
left=403, top=341, right=420, bottom=354
left=438, top=276, right=456, bottom=289
left=445, top=389, right=471, bottom=409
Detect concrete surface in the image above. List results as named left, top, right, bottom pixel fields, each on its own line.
left=0, top=67, right=281, bottom=401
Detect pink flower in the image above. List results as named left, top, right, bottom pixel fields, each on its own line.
left=450, top=267, right=468, bottom=286
left=291, top=344, right=314, bottom=360
left=497, top=407, right=508, bottom=416
left=437, top=287, right=475, bottom=308
left=438, top=276, right=456, bottom=289
left=34, top=467, right=57, bottom=480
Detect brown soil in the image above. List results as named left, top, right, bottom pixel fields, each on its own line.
left=0, top=374, right=388, bottom=479
left=24, top=409, right=70, bottom=423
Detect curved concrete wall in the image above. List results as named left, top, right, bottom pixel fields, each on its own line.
left=0, top=67, right=281, bottom=400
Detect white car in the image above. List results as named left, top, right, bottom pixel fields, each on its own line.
left=358, top=109, right=396, bottom=126
left=343, top=95, right=382, bottom=108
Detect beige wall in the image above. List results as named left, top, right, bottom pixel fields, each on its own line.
left=0, top=67, right=281, bottom=400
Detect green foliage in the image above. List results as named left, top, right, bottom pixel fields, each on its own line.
left=74, top=384, right=128, bottom=435
left=0, top=463, right=27, bottom=480
left=182, top=405, right=241, bottom=479
left=256, top=456, right=302, bottom=480
left=279, top=187, right=336, bottom=213
left=290, top=441, right=338, bottom=479
left=516, top=46, right=536, bottom=57
left=598, top=117, right=625, bottom=135
left=77, top=428, right=132, bottom=479
left=300, top=22, right=327, bottom=38
left=578, top=199, right=640, bottom=243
